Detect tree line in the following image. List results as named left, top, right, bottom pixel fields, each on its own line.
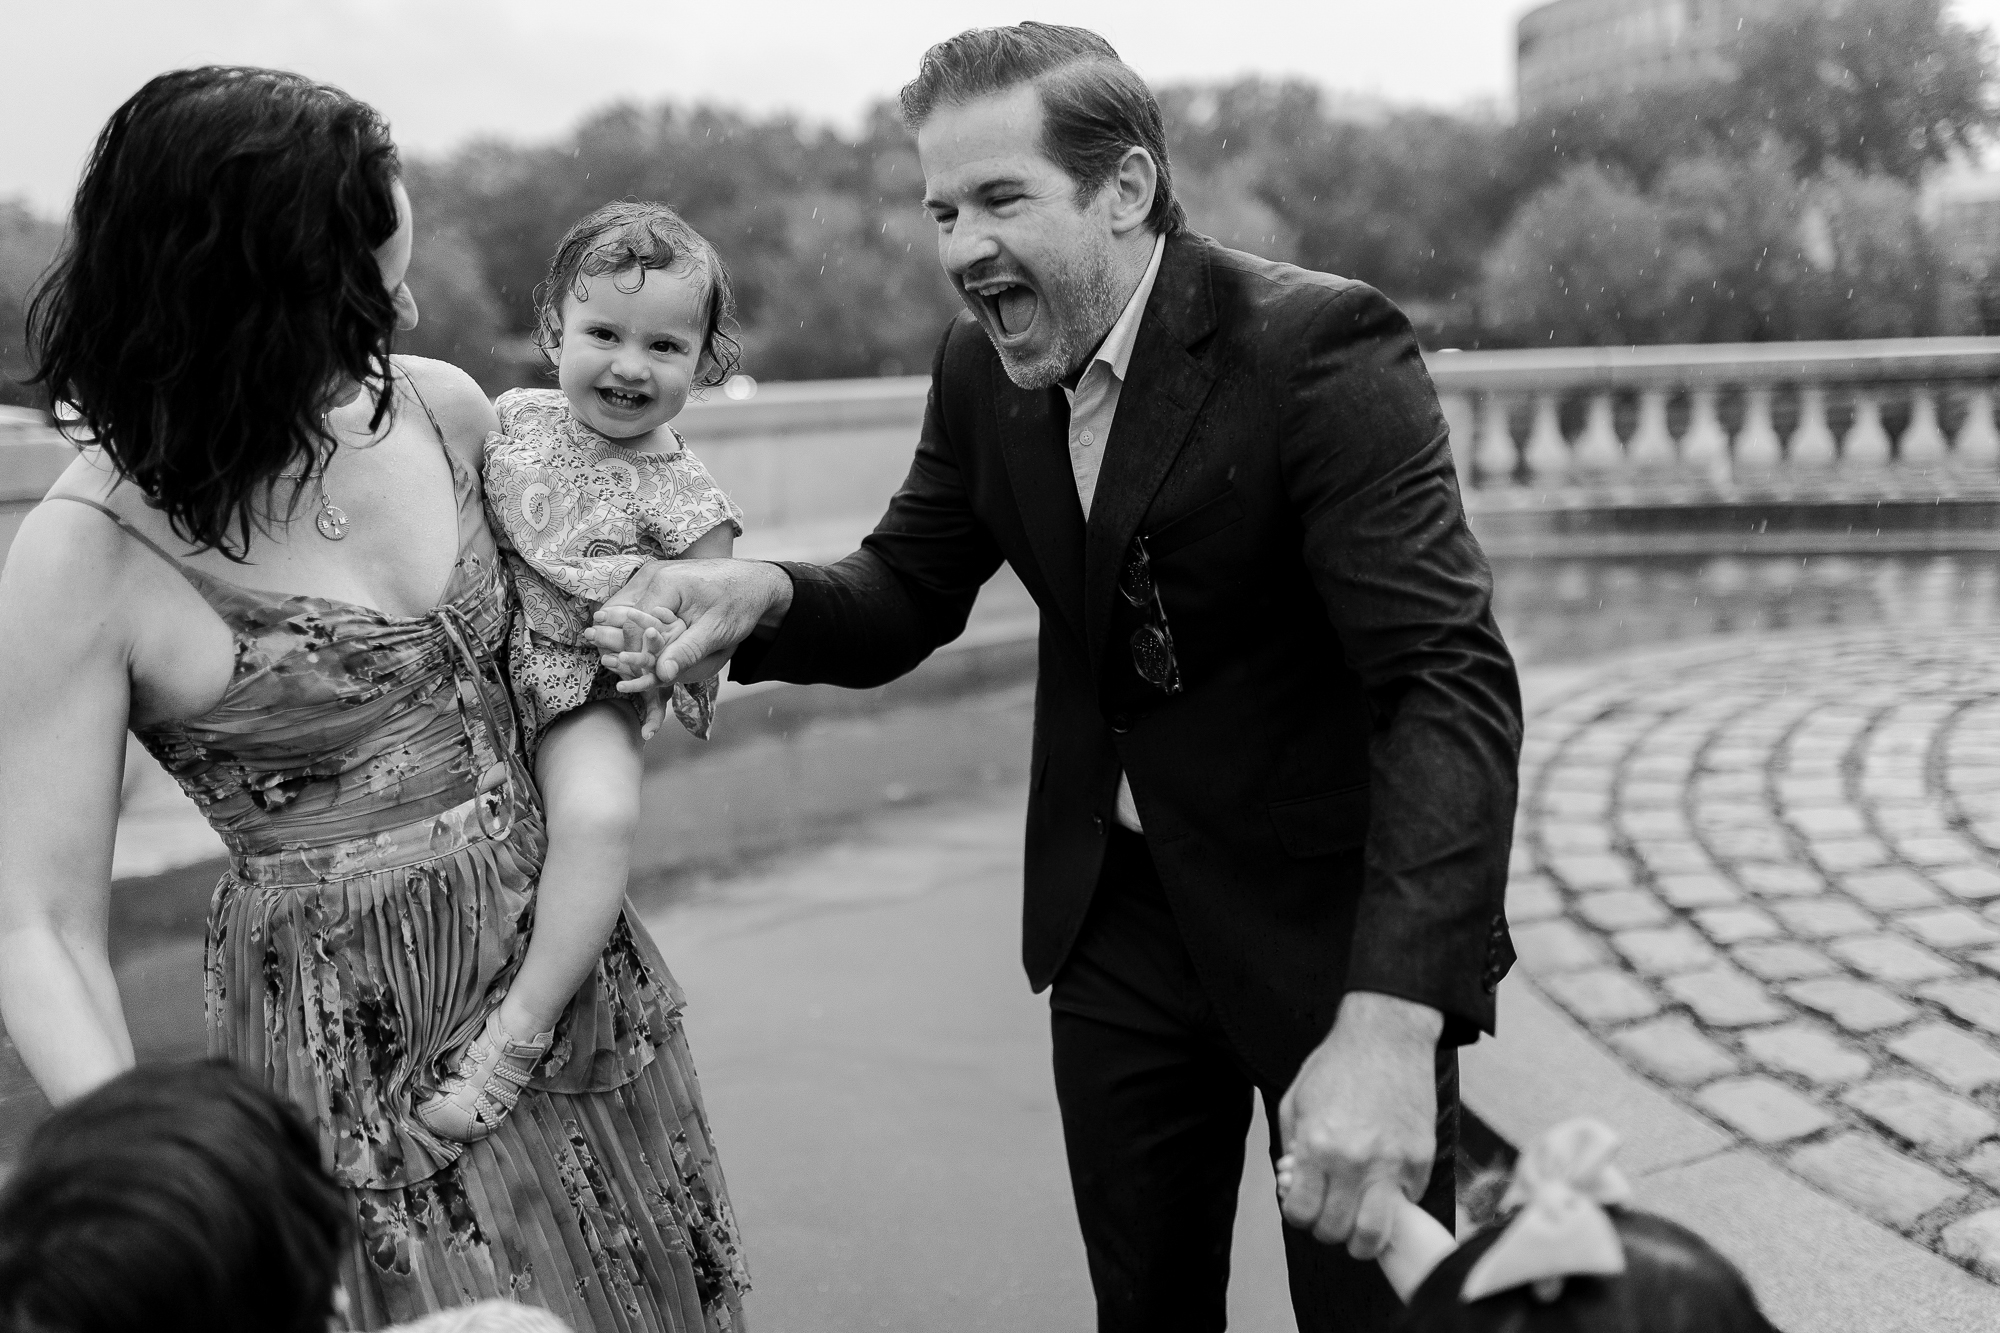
left=2, top=0, right=1994, bottom=407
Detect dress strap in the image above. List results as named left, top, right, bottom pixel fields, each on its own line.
left=41, top=494, right=225, bottom=603
left=398, top=367, right=448, bottom=444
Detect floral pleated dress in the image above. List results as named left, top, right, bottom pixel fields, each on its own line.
left=55, top=385, right=748, bottom=1332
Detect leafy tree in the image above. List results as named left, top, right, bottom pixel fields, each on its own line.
left=1161, top=81, right=1519, bottom=302
left=1480, top=153, right=1962, bottom=346
left=1787, top=166, right=1957, bottom=336
left=1480, top=166, right=1672, bottom=346
left=1731, top=0, right=1999, bottom=184
left=398, top=223, right=513, bottom=388
left=1507, top=0, right=1998, bottom=192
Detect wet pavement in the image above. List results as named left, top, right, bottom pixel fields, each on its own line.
left=1513, top=625, right=2000, bottom=1285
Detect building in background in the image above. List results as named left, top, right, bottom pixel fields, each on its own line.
left=1515, top=0, right=1784, bottom=116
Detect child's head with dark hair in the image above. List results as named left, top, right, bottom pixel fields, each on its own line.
left=531, top=201, right=739, bottom=446
left=1399, top=1208, right=1776, bottom=1333
left=0, top=1061, right=349, bottom=1333
left=28, top=65, right=409, bottom=559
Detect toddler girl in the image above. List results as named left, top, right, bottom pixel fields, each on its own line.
left=1281, top=1119, right=1776, bottom=1333
left=416, top=200, right=744, bottom=1141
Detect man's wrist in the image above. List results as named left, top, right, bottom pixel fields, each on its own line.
left=754, top=561, right=795, bottom=632
left=1332, top=991, right=1445, bottom=1046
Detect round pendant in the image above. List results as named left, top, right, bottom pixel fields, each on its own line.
left=315, top=502, right=349, bottom=541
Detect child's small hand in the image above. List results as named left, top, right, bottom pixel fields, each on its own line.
left=638, top=685, right=667, bottom=742
left=595, top=605, right=683, bottom=688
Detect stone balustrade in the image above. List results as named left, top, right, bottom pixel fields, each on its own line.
left=10, top=336, right=2000, bottom=563
left=1427, top=338, right=2000, bottom=498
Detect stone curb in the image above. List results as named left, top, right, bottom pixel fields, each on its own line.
left=1464, top=645, right=2000, bottom=1332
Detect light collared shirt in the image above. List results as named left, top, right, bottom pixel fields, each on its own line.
left=1060, top=233, right=1167, bottom=832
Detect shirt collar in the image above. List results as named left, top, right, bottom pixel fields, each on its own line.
left=1085, top=232, right=1167, bottom=386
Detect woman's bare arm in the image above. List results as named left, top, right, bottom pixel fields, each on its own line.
left=0, top=501, right=144, bottom=1103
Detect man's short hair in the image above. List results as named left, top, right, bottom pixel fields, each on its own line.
left=899, top=22, right=1188, bottom=237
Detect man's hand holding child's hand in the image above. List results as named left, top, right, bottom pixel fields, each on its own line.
left=593, top=605, right=681, bottom=741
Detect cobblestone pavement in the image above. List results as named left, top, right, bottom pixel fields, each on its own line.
left=1515, top=625, right=2000, bottom=1285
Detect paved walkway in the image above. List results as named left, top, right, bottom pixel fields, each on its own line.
left=638, top=796, right=1298, bottom=1333
left=1513, top=624, right=2000, bottom=1285
left=46, top=622, right=2000, bottom=1325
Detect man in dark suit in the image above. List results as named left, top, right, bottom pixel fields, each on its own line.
left=595, top=23, right=1521, bottom=1332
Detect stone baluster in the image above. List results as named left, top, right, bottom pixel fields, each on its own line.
left=1440, top=392, right=1477, bottom=493
left=1680, top=386, right=1730, bottom=486
left=1735, top=386, right=1782, bottom=474
left=1899, top=385, right=1947, bottom=470
left=1955, top=387, right=2000, bottom=469
left=1790, top=385, right=1838, bottom=471
left=1523, top=391, right=1571, bottom=484
left=1627, top=389, right=1676, bottom=474
left=1573, top=391, right=1623, bottom=478
left=1896, top=382, right=1944, bottom=470
left=1844, top=390, right=1891, bottom=471
left=1474, top=391, right=1519, bottom=487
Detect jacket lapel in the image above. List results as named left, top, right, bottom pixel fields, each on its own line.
left=993, top=366, right=1088, bottom=637
left=1082, top=234, right=1219, bottom=675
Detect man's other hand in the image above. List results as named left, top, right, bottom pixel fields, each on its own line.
left=587, top=559, right=794, bottom=688
left=1276, top=991, right=1444, bottom=1259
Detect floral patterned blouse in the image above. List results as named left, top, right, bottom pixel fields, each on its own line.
left=483, top=389, right=744, bottom=747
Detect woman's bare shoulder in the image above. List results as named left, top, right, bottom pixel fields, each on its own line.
left=394, top=355, right=501, bottom=469
left=3, top=455, right=155, bottom=629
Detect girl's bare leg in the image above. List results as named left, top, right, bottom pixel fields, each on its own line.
left=499, top=700, right=644, bottom=1037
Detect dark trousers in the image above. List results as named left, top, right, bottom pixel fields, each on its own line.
left=1050, top=828, right=1458, bottom=1333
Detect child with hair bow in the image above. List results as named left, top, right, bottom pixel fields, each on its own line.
left=1279, top=1118, right=1777, bottom=1332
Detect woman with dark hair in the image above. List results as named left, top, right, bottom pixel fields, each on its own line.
left=0, top=67, right=747, bottom=1331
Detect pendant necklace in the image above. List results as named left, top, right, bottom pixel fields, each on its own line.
left=278, top=410, right=349, bottom=541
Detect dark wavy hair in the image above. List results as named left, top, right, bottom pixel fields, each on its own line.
left=0, top=1061, right=350, bottom=1333
left=898, top=22, right=1187, bottom=236
left=532, top=200, right=741, bottom=389
left=27, top=66, right=403, bottom=558
left=1397, top=1208, right=1776, bottom=1333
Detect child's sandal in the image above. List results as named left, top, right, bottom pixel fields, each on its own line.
left=414, top=1010, right=555, bottom=1143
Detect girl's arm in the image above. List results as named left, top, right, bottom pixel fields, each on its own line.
left=680, top=523, right=734, bottom=561
left=0, top=503, right=143, bottom=1103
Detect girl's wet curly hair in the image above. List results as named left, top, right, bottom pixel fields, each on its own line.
left=531, top=201, right=741, bottom=388
left=27, top=66, right=403, bottom=559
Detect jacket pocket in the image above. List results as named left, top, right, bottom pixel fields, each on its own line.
left=1147, top=487, right=1244, bottom=558
left=1268, top=784, right=1371, bottom=859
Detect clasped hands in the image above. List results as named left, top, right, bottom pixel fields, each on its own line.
left=585, top=558, right=796, bottom=715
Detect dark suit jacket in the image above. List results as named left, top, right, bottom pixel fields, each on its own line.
left=733, top=232, right=1521, bottom=1084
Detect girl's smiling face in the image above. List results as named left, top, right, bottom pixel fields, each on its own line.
left=555, top=262, right=712, bottom=446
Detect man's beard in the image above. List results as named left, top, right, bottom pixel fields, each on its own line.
left=976, top=235, right=1124, bottom=391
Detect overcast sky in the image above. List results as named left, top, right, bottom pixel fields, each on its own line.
left=7, top=0, right=2000, bottom=215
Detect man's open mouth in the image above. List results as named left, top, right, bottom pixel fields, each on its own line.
left=596, top=386, right=652, bottom=413
left=968, top=280, right=1039, bottom=340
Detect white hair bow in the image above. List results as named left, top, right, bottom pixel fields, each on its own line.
left=1460, top=1117, right=1631, bottom=1304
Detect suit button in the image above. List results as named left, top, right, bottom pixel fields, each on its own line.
left=1092, top=815, right=1107, bottom=836
left=1109, top=713, right=1131, bottom=734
